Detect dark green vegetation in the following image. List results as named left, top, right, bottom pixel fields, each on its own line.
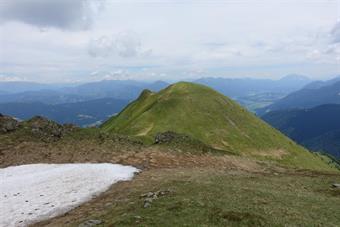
left=102, top=82, right=335, bottom=171
left=263, top=104, right=340, bottom=159
left=258, top=78, right=340, bottom=115
left=0, top=98, right=129, bottom=127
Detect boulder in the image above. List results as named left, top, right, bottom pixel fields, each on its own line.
left=0, top=114, right=19, bottom=133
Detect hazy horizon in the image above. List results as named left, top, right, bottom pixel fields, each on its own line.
left=1, top=0, right=340, bottom=83
left=0, top=73, right=334, bottom=85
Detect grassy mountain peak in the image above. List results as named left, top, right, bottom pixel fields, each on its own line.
left=102, top=82, right=335, bottom=170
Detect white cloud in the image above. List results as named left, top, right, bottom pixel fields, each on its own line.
left=0, top=0, right=339, bottom=82
left=88, top=31, right=151, bottom=58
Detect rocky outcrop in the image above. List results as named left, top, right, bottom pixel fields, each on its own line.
left=155, top=131, right=190, bottom=144
left=0, top=113, right=19, bottom=133
left=26, top=116, right=78, bottom=141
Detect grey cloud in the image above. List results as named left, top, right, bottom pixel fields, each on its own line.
left=0, top=0, right=103, bottom=30
left=88, top=32, right=150, bottom=58
left=331, top=21, right=340, bottom=43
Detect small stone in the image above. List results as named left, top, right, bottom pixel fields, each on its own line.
left=78, top=219, right=103, bottom=227
left=144, top=202, right=151, bottom=208
left=144, top=198, right=153, bottom=203
left=332, top=183, right=340, bottom=188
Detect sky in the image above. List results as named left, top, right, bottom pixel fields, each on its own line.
left=0, top=0, right=339, bottom=83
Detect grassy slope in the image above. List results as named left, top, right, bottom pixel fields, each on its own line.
left=40, top=168, right=340, bottom=227
left=102, top=82, right=334, bottom=171
left=102, top=170, right=340, bottom=226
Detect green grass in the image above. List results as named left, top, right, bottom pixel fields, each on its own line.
left=76, top=168, right=340, bottom=227
left=101, top=82, right=336, bottom=171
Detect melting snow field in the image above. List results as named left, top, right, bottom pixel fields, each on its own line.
left=0, top=163, right=139, bottom=227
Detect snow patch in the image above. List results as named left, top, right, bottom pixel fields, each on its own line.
left=0, top=163, right=139, bottom=226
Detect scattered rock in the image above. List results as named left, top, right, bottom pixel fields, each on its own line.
left=141, top=192, right=155, bottom=198
left=155, top=131, right=189, bottom=144
left=25, top=116, right=77, bottom=141
left=78, top=219, right=103, bottom=227
left=141, top=189, right=171, bottom=208
left=29, top=116, right=63, bottom=138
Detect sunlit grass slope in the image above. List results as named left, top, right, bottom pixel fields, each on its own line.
left=102, top=82, right=335, bottom=171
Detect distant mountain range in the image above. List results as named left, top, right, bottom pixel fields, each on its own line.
left=258, top=76, right=340, bottom=115
left=0, top=75, right=310, bottom=105
left=0, top=98, right=129, bottom=127
left=0, top=81, right=78, bottom=94
left=0, top=80, right=169, bottom=104
left=194, top=74, right=311, bottom=97
left=0, top=75, right=320, bottom=127
left=262, top=104, right=340, bottom=159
